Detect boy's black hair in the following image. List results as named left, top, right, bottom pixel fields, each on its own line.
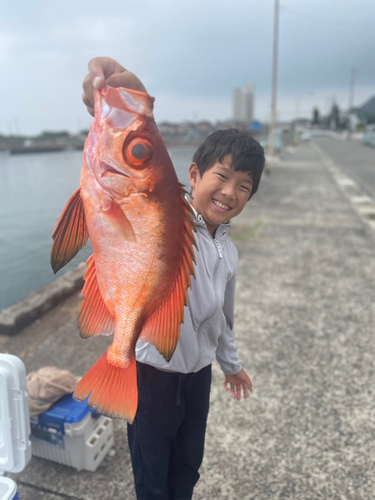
left=192, top=129, right=265, bottom=196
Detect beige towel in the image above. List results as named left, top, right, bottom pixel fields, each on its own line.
left=27, top=367, right=80, bottom=416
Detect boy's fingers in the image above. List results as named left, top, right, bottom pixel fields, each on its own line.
left=235, top=384, right=240, bottom=400
left=87, top=58, right=112, bottom=87
left=92, top=74, right=105, bottom=89
left=87, top=57, right=146, bottom=91
left=106, top=72, right=147, bottom=93
left=88, top=57, right=124, bottom=80
left=243, top=384, right=249, bottom=399
left=231, top=384, right=236, bottom=399
left=82, top=60, right=147, bottom=116
left=83, top=57, right=122, bottom=112
left=82, top=90, right=93, bottom=108
left=237, top=384, right=241, bottom=400
left=244, top=375, right=253, bottom=392
left=82, top=74, right=96, bottom=111
left=86, top=106, right=95, bottom=117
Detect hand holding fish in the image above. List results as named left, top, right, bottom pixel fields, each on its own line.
left=223, top=369, right=253, bottom=400
left=82, top=57, right=147, bottom=116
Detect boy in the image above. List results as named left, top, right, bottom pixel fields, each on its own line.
left=82, top=57, right=265, bottom=500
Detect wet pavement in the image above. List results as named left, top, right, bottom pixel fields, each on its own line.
left=2, top=139, right=375, bottom=499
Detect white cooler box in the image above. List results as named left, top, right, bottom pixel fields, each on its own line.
left=0, top=354, right=32, bottom=500
left=0, top=478, right=18, bottom=500
left=30, top=393, right=114, bottom=472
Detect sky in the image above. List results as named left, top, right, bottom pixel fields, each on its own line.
left=1, top=0, right=375, bottom=135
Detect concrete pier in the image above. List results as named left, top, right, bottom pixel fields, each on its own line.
left=2, top=141, right=375, bottom=499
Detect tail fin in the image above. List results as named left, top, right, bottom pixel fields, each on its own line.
left=73, top=352, right=138, bottom=423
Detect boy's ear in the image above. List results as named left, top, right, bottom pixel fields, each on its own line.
left=188, top=162, right=200, bottom=189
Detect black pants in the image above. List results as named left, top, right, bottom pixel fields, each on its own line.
left=127, top=362, right=212, bottom=500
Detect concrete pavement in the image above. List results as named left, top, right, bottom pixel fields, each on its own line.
left=314, top=135, right=375, bottom=198
left=2, top=140, right=375, bottom=499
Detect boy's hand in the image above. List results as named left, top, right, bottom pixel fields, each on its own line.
left=82, top=57, right=147, bottom=116
left=223, top=369, right=253, bottom=400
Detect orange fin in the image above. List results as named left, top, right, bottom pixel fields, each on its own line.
left=140, top=189, right=198, bottom=361
left=74, top=353, right=137, bottom=423
left=51, top=188, right=89, bottom=273
left=101, top=198, right=136, bottom=242
left=78, top=255, right=114, bottom=338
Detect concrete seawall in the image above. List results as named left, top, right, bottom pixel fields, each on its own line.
left=0, top=264, right=85, bottom=335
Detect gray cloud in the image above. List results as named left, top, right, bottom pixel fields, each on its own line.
left=1, top=0, right=374, bottom=134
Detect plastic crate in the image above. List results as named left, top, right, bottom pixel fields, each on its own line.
left=30, top=394, right=114, bottom=472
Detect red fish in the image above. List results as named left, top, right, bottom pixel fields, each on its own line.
left=51, top=87, right=197, bottom=422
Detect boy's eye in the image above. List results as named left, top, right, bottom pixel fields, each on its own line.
left=217, top=173, right=227, bottom=179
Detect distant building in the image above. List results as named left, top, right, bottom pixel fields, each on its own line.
left=232, top=83, right=254, bottom=124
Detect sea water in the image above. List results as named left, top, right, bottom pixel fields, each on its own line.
left=0, top=146, right=195, bottom=311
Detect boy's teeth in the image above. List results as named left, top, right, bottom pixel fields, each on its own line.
left=213, top=199, right=230, bottom=210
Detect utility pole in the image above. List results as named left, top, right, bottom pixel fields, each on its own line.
left=266, top=0, right=279, bottom=174
left=348, top=68, right=356, bottom=112
left=347, top=68, right=356, bottom=135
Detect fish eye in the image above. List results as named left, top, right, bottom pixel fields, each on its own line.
left=124, top=138, right=153, bottom=168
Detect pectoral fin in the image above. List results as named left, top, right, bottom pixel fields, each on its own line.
left=79, top=254, right=114, bottom=338
left=101, top=198, right=136, bottom=242
left=140, top=189, right=197, bottom=361
left=51, top=188, right=89, bottom=273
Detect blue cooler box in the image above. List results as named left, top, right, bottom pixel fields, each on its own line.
left=30, top=394, right=114, bottom=471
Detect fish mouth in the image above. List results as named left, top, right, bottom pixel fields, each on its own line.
left=101, top=163, right=130, bottom=178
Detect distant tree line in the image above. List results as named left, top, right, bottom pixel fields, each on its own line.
left=312, top=102, right=375, bottom=130
left=311, top=103, right=351, bottom=130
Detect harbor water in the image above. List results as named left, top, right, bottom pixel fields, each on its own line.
left=0, top=146, right=195, bottom=311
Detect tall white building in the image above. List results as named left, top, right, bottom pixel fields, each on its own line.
left=232, top=83, right=254, bottom=123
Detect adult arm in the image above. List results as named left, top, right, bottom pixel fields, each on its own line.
left=82, top=57, right=147, bottom=116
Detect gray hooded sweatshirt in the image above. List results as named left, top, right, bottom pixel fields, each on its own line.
left=135, top=209, right=242, bottom=375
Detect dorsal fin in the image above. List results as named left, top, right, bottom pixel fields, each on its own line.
left=140, top=189, right=198, bottom=361
left=78, top=254, right=114, bottom=338
left=51, top=188, right=89, bottom=273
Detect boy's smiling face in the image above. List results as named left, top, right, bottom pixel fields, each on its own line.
left=189, top=154, right=253, bottom=237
